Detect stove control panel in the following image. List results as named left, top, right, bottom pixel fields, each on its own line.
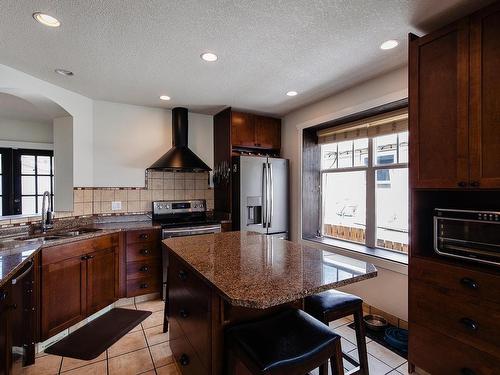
left=153, top=199, right=206, bottom=215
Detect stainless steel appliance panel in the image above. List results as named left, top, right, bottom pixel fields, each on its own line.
left=266, top=157, right=289, bottom=235
left=239, top=156, right=268, bottom=234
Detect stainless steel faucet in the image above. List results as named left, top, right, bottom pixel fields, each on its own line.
left=41, top=191, right=53, bottom=233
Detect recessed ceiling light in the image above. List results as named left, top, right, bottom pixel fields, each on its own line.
left=200, top=52, right=218, bottom=62
left=55, top=68, right=73, bottom=76
left=380, top=40, right=399, bottom=50
left=286, top=91, right=298, bottom=97
left=33, top=12, right=61, bottom=27
left=160, top=95, right=171, bottom=101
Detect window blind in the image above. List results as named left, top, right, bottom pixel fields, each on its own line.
left=317, top=109, right=408, bottom=144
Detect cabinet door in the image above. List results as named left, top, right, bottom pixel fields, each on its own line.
left=409, top=21, right=470, bottom=189
left=86, top=247, right=117, bottom=315
left=469, top=3, right=500, bottom=188
left=231, top=112, right=255, bottom=147
left=0, top=287, right=12, bottom=375
left=255, top=116, right=281, bottom=149
left=41, top=257, right=86, bottom=340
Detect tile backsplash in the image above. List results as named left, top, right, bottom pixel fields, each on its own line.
left=72, top=171, right=214, bottom=216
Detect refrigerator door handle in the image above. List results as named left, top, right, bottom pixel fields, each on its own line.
left=268, top=162, right=273, bottom=228
left=262, top=163, right=268, bottom=228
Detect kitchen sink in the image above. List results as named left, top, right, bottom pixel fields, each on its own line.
left=14, top=227, right=102, bottom=242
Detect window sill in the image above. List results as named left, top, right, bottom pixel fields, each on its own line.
left=302, top=236, right=408, bottom=274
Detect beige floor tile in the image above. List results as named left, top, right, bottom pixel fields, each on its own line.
left=367, top=341, right=406, bottom=368
left=150, top=341, right=174, bottom=368
left=340, top=337, right=356, bottom=354
left=22, top=354, right=62, bottom=375
left=60, top=361, right=107, bottom=375
left=144, top=325, right=169, bottom=346
left=348, top=349, right=392, bottom=375
left=108, top=348, right=154, bottom=375
left=108, top=331, right=147, bottom=358
left=387, top=371, right=402, bottom=375
left=60, top=352, right=106, bottom=372
left=329, top=316, right=353, bottom=329
left=135, top=299, right=164, bottom=313
left=141, top=310, right=164, bottom=329
left=335, top=325, right=371, bottom=346
left=156, top=363, right=180, bottom=375
left=129, top=322, right=143, bottom=333
left=396, top=362, right=410, bottom=375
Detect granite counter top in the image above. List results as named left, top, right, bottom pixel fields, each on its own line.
left=90, top=221, right=161, bottom=231
left=163, top=231, right=377, bottom=309
left=0, top=229, right=120, bottom=289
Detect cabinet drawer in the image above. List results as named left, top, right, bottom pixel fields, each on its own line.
left=126, top=260, right=161, bottom=280
left=410, top=257, right=500, bottom=304
left=126, top=276, right=161, bottom=297
left=409, top=322, right=499, bottom=374
left=126, top=242, right=161, bottom=262
left=170, top=333, right=206, bottom=375
left=170, top=285, right=210, bottom=367
left=410, top=279, right=500, bottom=357
left=168, top=255, right=210, bottom=309
left=126, top=229, right=159, bottom=245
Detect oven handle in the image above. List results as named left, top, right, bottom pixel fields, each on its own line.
left=162, top=225, right=221, bottom=235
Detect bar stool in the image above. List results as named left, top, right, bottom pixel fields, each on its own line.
left=305, top=291, right=369, bottom=375
left=225, top=309, right=344, bottom=375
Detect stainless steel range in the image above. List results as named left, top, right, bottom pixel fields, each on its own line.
left=152, top=199, right=221, bottom=298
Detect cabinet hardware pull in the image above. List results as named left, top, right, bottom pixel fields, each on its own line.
left=0, top=291, right=7, bottom=301
left=139, top=234, right=149, bottom=240
left=461, top=368, right=476, bottom=375
left=87, top=255, right=94, bottom=259
left=140, top=249, right=150, bottom=255
left=81, top=255, right=88, bottom=260
left=139, top=266, right=149, bottom=272
left=470, top=181, right=480, bottom=187
left=179, top=309, right=189, bottom=318
left=140, top=283, right=149, bottom=289
left=460, top=317, right=478, bottom=331
left=457, top=181, right=467, bottom=187
left=178, top=270, right=188, bottom=281
left=460, top=277, right=478, bottom=290
left=179, top=354, right=190, bottom=366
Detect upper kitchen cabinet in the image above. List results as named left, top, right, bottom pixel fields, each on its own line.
left=469, top=3, right=500, bottom=188
left=230, top=111, right=281, bottom=150
left=410, top=2, right=500, bottom=190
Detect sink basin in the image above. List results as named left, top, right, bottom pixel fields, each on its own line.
left=56, top=228, right=102, bottom=237
left=14, top=228, right=102, bottom=242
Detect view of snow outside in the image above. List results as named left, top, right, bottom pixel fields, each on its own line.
left=321, top=132, right=409, bottom=253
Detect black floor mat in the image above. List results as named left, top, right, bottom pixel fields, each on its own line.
left=348, top=322, right=408, bottom=359
left=45, top=308, right=151, bottom=360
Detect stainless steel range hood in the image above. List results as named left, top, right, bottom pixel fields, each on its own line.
left=148, top=107, right=211, bottom=172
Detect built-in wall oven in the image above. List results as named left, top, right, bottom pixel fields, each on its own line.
left=434, top=208, right=500, bottom=267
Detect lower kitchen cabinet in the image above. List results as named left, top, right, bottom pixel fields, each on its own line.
left=0, top=285, right=12, bottom=375
left=40, top=234, right=119, bottom=340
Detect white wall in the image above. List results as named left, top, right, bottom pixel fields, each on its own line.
left=53, top=117, right=74, bottom=211
left=282, top=66, right=409, bottom=319
left=0, top=64, right=93, bottom=186
left=0, top=118, right=53, bottom=144
left=92, top=101, right=213, bottom=187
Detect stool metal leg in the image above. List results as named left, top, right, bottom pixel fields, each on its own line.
left=353, top=308, right=369, bottom=375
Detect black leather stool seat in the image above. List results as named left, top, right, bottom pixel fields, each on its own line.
left=305, top=290, right=362, bottom=321
left=226, top=309, right=340, bottom=373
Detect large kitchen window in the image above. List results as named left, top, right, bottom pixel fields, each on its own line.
left=318, top=110, right=409, bottom=256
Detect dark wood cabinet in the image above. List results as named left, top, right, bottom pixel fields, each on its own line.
left=409, top=21, right=469, bottom=189
left=255, top=115, right=281, bottom=149
left=469, top=3, right=500, bottom=188
left=40, top=234, right=119, bottom=340
left=231, top=112, right=256, bottom=147
left=124, top=229, right=162, bottom=298
left=410, top=1, right=500, bottom=189
left=0, top=285, right=12, bottom=375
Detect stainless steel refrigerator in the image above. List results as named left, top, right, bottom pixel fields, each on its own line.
left=232, top=155, right=289, bottom=238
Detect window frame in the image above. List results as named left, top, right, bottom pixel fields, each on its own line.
left=320, top=134, right=408, bottom=251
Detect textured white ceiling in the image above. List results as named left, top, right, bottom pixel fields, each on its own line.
left=0, top=0, right=494, bottom=116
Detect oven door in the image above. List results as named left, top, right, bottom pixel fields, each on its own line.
left=434, top=217, right=500, bottom=266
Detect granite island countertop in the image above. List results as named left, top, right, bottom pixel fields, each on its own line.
left=163, top=231, right=377, bottom=309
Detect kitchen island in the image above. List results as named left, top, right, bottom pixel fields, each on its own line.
left=163, top=231, right=377, bottom=375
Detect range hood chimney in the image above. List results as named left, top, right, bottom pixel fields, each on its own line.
left=148, top=107, right=211, bottom=172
